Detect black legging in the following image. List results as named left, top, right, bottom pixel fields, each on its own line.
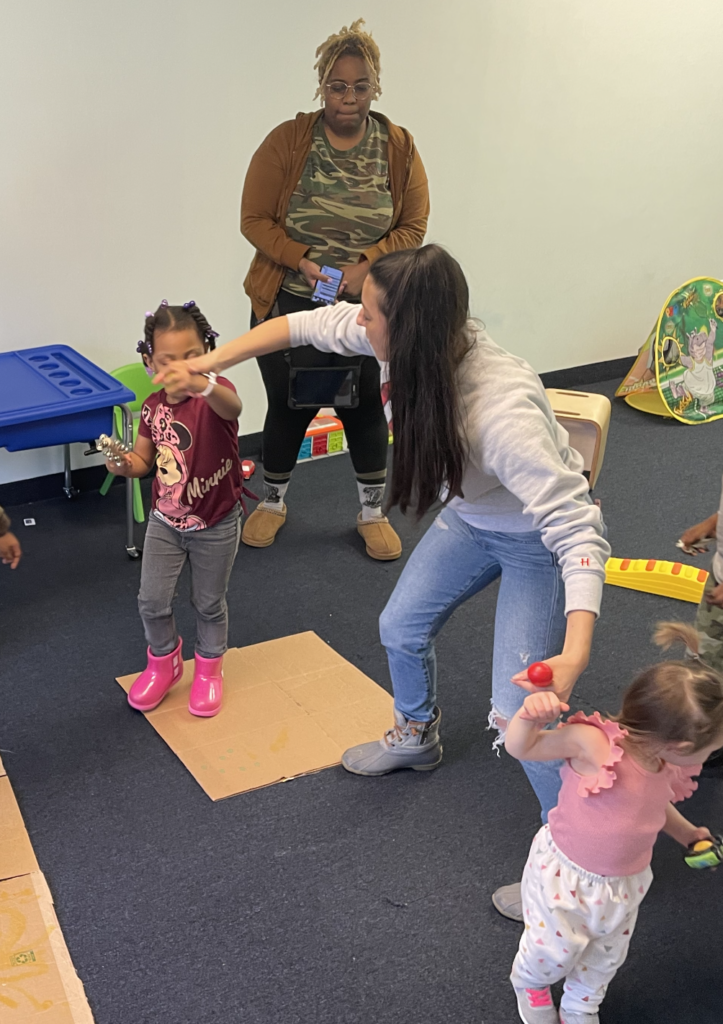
left=253, top=291, right=389, bottom=483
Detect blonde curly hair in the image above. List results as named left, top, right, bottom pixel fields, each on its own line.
left=314, top=18, right=382, bottom=103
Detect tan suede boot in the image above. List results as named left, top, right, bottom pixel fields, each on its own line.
left=241, top=504, right=287, bottom=548
left=356, top=512, right=402, bottom=560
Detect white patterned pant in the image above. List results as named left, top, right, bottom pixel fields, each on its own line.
left=510, top=825, right=653, bottom=1015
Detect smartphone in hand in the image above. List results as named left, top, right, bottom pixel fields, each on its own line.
left=312, top=266, right=344, bottom=305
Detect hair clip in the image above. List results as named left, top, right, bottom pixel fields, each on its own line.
left=183, top=300, right=196, bottom=309
left=136, top=340, right=146, bottom=353
left=160, top=299, right=169, bottom=307
left=145, top=311, right=153, bottom=318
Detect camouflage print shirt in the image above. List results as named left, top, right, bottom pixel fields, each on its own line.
left=282, top=116, right=393, bottom=297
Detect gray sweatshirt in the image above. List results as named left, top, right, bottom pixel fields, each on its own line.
left=287, top=303, right=610, bottom=616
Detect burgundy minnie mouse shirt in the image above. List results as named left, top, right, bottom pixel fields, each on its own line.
left=138, top=379, right=242, bottom=532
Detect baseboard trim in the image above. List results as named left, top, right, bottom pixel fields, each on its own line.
left=539, top=355, right=631, bottom=390
left=0, top=359, right=631, bottom=509
left=0, top=465, right=112, bottom=507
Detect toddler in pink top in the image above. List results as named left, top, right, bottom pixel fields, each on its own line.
left=504, top=622, right=723, bottom=1024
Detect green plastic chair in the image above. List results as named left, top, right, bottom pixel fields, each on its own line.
left=99, top=363, right=162, bottom=523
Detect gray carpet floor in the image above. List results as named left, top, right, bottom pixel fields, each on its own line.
left=0, top=377, right=720, bottom=1023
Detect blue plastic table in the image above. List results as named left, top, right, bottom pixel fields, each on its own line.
left=0, top=345, right=140, bottom=556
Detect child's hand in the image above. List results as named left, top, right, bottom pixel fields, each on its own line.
left=684, top=825, right=714, bottom=848
left=680, top=520, right=715, bottom=550
left=519, top=691, right=569, bottom=725
left=156, top=365, right=195, bottom=399
left=185, top=351, right=220, bottom=376
left=106, top=454, right=133, bottom=476
left=155, top=364, right=214, bottom=399
left=705, top=583, right=723, bottom=608
left=155, top=353, right=219, bottom=389
left=0, top=531, right=22, bottom=569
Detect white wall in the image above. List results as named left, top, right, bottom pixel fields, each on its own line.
left=2, top=0, right=722, bottom=485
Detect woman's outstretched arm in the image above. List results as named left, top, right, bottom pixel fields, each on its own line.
left=154, top=317, right=292, bottom=390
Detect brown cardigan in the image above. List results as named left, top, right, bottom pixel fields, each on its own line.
left=241, top=110, right=430, bottom=319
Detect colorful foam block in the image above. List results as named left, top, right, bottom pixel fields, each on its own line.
left=297, top=415, right=347, bottom=462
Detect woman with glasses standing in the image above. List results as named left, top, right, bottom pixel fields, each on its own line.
left=239, top=19, right=429, bottom=559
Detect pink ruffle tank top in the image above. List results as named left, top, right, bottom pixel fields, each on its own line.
left=548, top=712, right=701, bottom=877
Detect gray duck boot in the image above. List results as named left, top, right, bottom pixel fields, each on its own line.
left=342, top=707, right=443, bottom=775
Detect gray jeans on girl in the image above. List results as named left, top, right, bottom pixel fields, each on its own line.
left=138, top=505, right=241, bottom=659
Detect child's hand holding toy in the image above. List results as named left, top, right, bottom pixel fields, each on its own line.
left=156, top=365, right=219, bottom=403
left=160, top=367, right=197, bottom=401
left=154, top=352, right=219, bottom=394
left=685, top=824, right=714, bottom=847
left=678, top=513, right=718, bottom=555
left=684, top=831, right=723, bottom=869
left=105, top=453, right=134, bottom=476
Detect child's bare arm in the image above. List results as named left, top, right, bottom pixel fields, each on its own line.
left=680, top=513, right=718, bottom=548
left=105, top=435, right=156, bottom=478
left=663, top=802, right=712, bottom=848
left=203, top=380, right=242, bottom=422
left=505, top=691, right=611, bottom=772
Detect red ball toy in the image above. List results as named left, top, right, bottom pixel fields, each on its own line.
left=527, top=662, right=553, bottom=687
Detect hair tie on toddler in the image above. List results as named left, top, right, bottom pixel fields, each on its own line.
left=183, top=300, right=196, bottom=309
left=207, top=330, right=219, bottom=340
left=145, top=311, right=153, bottom=318
left=160, top=299, right=169, bottom=308
left=136, top=340, right=146, bottom=354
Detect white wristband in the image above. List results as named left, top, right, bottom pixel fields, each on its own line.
left=198, top=372, right=217, bottom=398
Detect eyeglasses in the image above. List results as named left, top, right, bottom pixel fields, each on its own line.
left=324, top=81, right=373, bottom=99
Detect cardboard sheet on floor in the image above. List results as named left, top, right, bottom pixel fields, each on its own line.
left=116, top=631, right=393, bottom=800
left=0, top=871, right=95, bottom=1023
left=0, top=776, right=39, bottom=883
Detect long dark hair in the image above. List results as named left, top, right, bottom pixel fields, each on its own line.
left=369, top=244, right=472, bottom=518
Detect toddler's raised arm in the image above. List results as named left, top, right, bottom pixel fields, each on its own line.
left=505, top=692, right=610, bottom=775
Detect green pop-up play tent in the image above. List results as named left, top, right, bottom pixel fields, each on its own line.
left=617, top=277, right=723, bottom=423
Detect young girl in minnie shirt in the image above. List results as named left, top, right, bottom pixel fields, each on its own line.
left=505, top=622, right=723, bottom=1024
left=106, top=301, right=242, bottom=718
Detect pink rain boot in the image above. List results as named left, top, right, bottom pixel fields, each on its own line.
left=189, top=653, right=223, bottom=717
left=128, top=638, right=184, bottom=712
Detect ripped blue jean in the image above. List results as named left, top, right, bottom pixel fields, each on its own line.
left=379, top=506, right=566, bottom=821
